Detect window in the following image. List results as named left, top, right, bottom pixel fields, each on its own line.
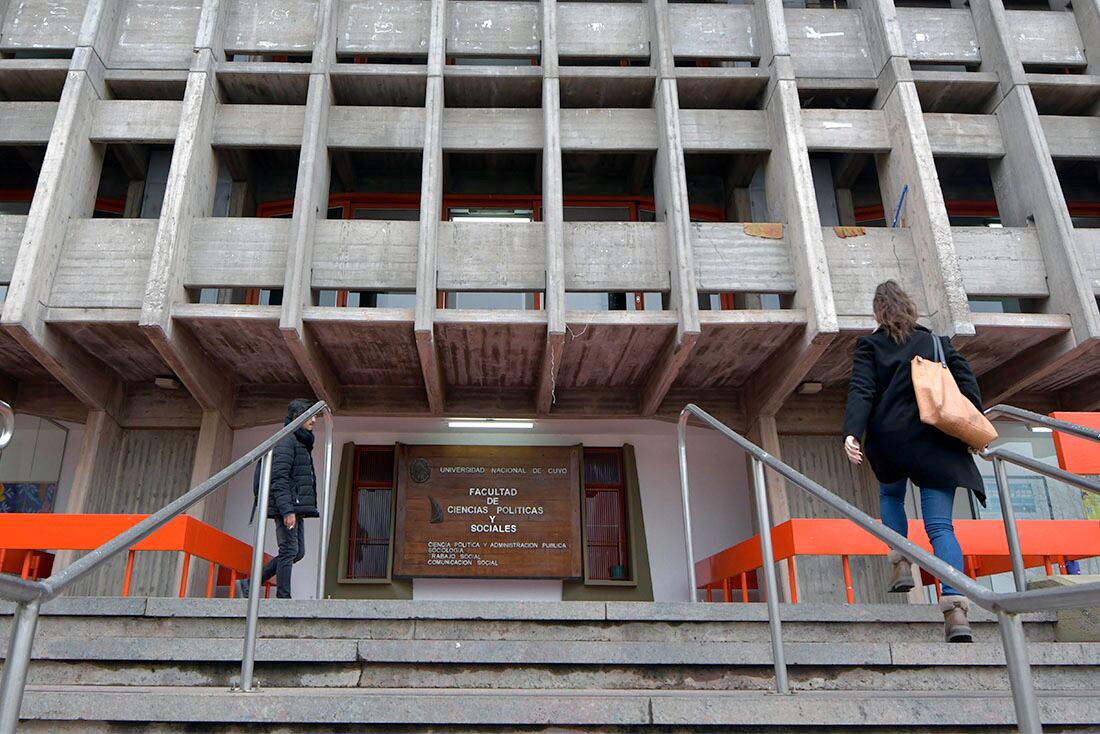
left=347, top=446, right=396, bottom=579
left=583, top=448, right=631, bottom=581
left=195, top=287, right=282, bottom=306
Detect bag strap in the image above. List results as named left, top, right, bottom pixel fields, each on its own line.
left=929, top=330, right=946, bottom=366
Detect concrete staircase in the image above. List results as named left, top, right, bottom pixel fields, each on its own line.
left=3, top=598, right=1099, bottom=731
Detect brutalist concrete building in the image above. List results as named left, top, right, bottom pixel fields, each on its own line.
left=0, top=0, right=1098, bottom=604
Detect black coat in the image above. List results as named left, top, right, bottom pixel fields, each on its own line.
left=252, top=428, right=319, bottom=519
left=842, top=325, right=986, bottom=505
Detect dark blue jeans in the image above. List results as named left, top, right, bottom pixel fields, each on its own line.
left=257, top=518, right=305, bottom=599
left=879, top=480, right=965, bottom=597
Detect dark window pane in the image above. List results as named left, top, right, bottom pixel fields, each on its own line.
left=357, top=449, right=395, bottom=484
left=584, top=450, right=623, bottom=486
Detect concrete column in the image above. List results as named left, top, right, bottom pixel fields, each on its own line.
left=968, top=0, right=1100, bottom=401
left=280, top=0, right=341, bottom=410
left=0, top=0, right=123, bottom=415
left=1064, top=0, right=1100, bottom=87
left=54, top=410, right=123, bottom=574
left=139, top=0, right=233, bottom=422
left=536, top=0, right=565, bottom=416
left=642, top=0, right=699, bottom=417
left=857, top=0, right=974, bottom=338
left=182, top=409, right=233, bottom=595
left=746, top=0, right=838, bottom=424
left=747, top=415, right=796, bottom=603
left=413, top=0, right=448, bottom=415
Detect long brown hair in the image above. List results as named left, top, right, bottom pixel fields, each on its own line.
left=872, top=280, right=918, bottom=344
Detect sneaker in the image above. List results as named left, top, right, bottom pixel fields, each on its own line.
left=940, top=594, right=973, bottom=643
left=887, top=550, right=915, bottom=593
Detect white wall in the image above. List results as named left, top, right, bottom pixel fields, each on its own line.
left=223, top=416, right=753, bottom=601
left=0, top=415, right=81, bottom=513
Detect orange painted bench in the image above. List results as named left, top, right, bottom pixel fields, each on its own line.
left=696, top=518, right=1100, bottom=604
left=0, top=514, right=273, bottom=598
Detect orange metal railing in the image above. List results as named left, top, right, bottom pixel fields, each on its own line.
left=696, top=518, right=1100, bottom=604
left=0, top=514, right=273, bottom=598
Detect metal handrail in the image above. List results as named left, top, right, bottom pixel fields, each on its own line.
left=0, top=401, right=333, bottom=732
left=979, top=405, right=1100, bottom=596
left=984, top=403, right=1100, bottom=444
left=0, top=400, right=14, bottom=451
left=677, top=403, right=1100, bottom=733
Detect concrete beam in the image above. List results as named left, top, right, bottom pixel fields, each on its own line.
left=1067, top=0, right=1100, bottom=77
left=536, top=0, right=565, bottom=416
left=139, top=51, right=234, bottom=422
left=978, top=331, right=1080, bottom=405
left=413, top=0, right=448, bottom=415
left=990, top=87, right=1100, bottom=356
left=280, top=3, right=342, bottom=412
left=864, top=1, right=974, bottom=339
left=641, top=331, right=697, bottom=417
left=744, top=77, right=838, bottom=422
left=0, top=27, right=123, bottom=415
left=648, top=0, right=700, bottom=420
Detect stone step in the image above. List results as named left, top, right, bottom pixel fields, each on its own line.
left=0, top=598, right=1059, bottom=644
left=16, top=686, right=1100, bottom=729
left=17, top=636, right=1100, bottom=668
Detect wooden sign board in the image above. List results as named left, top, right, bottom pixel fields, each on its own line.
left=393, top=445, right=582, bottom=579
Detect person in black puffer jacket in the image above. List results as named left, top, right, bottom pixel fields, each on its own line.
left=239, top=399, right=319, bottom=599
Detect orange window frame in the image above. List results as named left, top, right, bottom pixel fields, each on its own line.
left=0, top=189, right=125, bottom=216
left=855, top=199, right=1100, bottom=223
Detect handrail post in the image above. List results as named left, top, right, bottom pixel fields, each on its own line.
left=0, top=399, right=14, bottom=450
left=677, top=410, right=698, bottom=601
left=315, top=408, right=334, bottom=600
left=998, top=611, right=1043, bottom=732
left=993, top=457, right=1028, bottom=593
left=0, top=597, right=41, bottom=734
left=240, top=450, right=274, bottom=692
left=752, top=457, right=789, bottom=695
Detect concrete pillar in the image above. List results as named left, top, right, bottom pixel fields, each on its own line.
left=413, top=0, right=448, bottom=415
left=0, top=0, right=123, bottom=415
left=54, top=410, right=123, bottom=575
left=1066, top=0, right=1100, bottom=88
left=857, top=0, right=974, bottom=338
left=139, top=0, right=233, bottom=422
left=968, top=0, right=1100, bottom=400
left=641, top=0, right=699, bottom=417
left=745, top=0, right=838, bottom=423
left=182, top=409, right=233, bottom=595
left=536, top=0, right=566, bottom=416
left=747, top=415, right=797, bottom=603
left=280, top=0, right=341, bottom=410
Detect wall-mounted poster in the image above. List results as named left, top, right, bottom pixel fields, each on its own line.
left=393, top=445, right=583, bottom=579
left=0, top=483, right=58, bottom=513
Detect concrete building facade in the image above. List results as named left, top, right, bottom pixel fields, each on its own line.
left=1, top=0, right=1099, bottom=602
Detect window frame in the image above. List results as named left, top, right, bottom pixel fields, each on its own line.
left=579, top=446, right=637, bottom=586
left=342, top=445, right=398, bottom=583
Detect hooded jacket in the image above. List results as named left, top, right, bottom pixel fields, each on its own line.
left=252, top=422, right=319, bottom=520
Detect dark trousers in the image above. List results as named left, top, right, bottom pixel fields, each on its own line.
left=258, top=518, right=305, bottom=598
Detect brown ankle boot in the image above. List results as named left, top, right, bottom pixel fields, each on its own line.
left=940, top=595, right=973, bottom=643
left=887, top=551, right=915, bottom=593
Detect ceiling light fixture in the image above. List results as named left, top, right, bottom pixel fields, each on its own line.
left=1028, top=425, right=1053, bottom=433
left=448, top=418, right=535, bottom=430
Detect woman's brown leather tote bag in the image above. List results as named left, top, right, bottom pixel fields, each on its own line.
left=912, top=332, right=998, bottom=450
